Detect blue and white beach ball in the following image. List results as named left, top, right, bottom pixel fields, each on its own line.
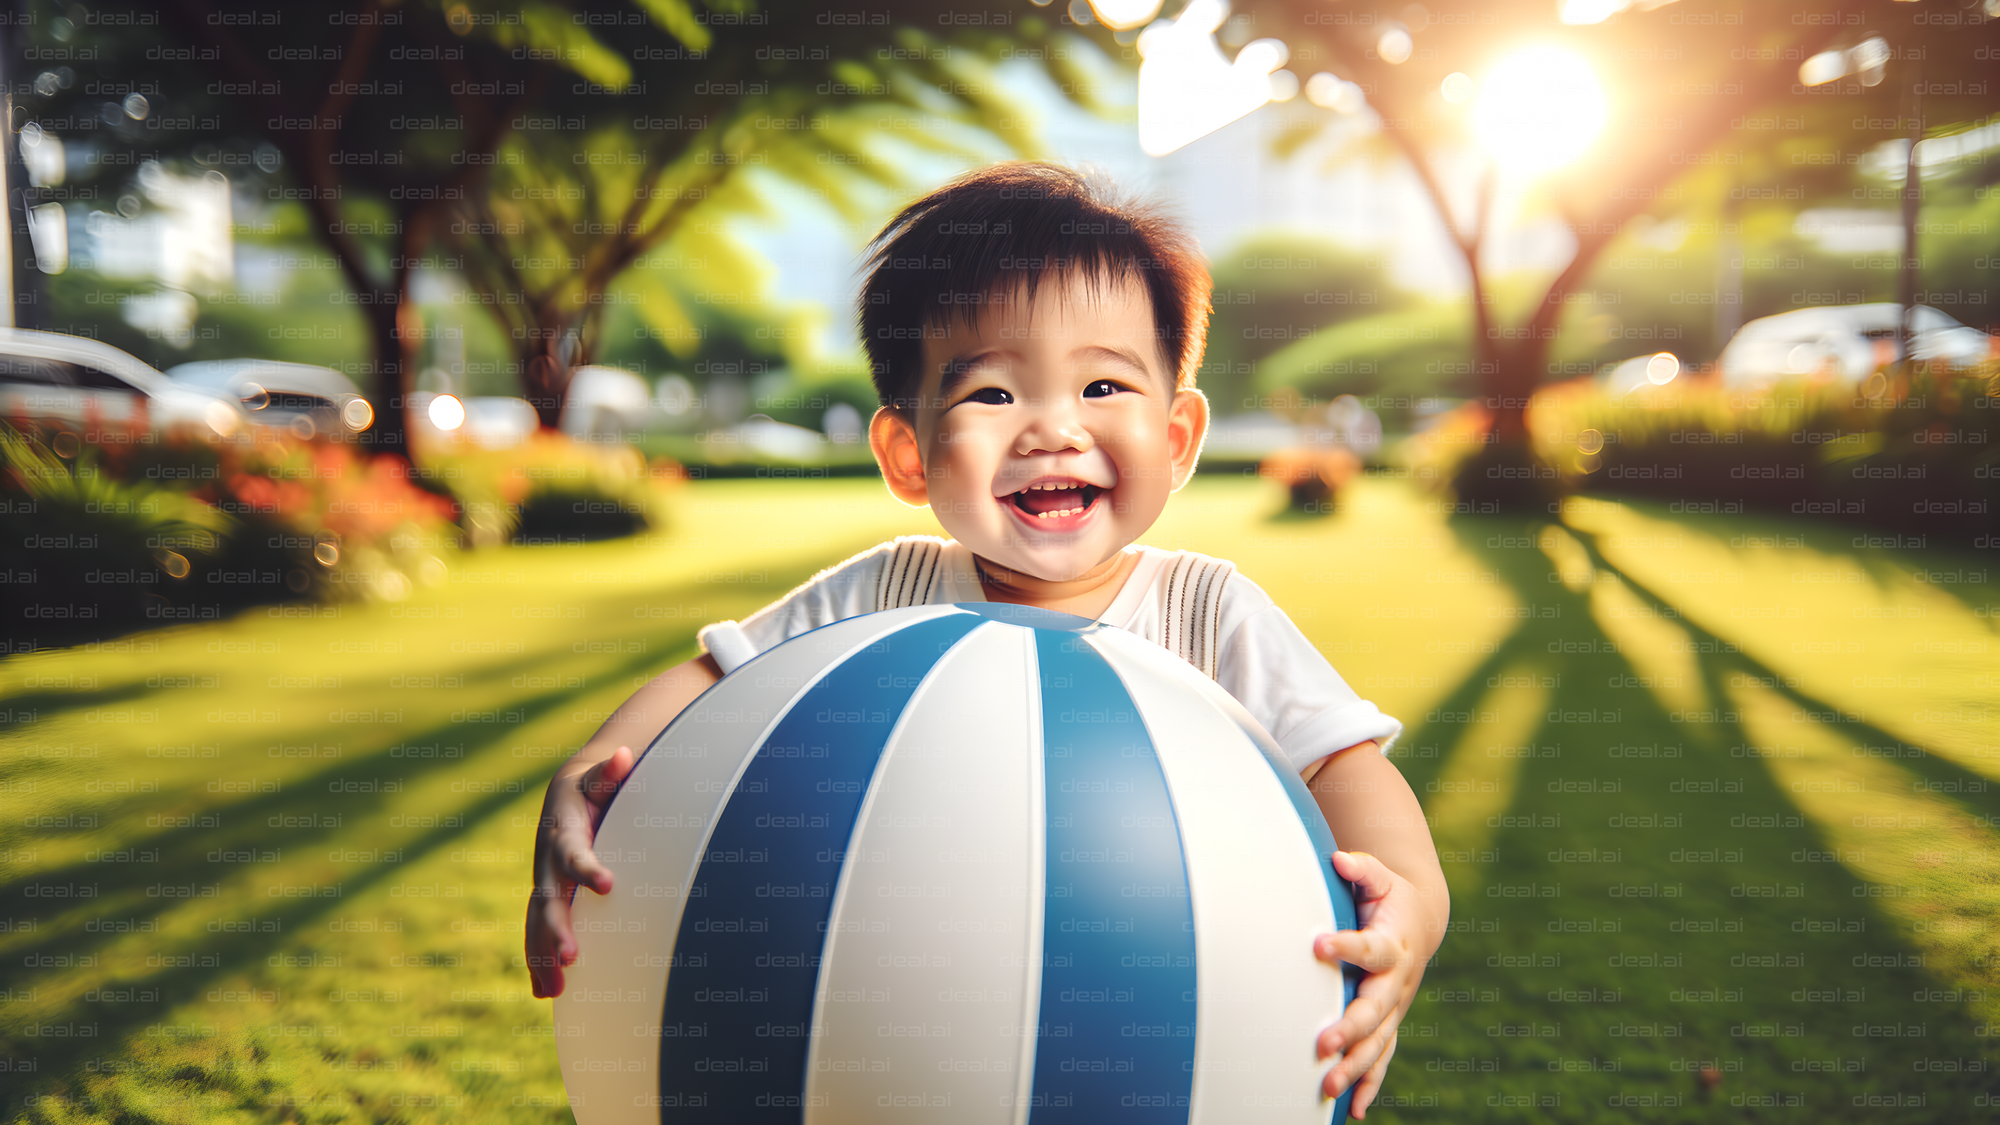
left=555, top=603, right=1360, bottom=1124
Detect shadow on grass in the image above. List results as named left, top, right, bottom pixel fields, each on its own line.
left=0, top=634, right=713, bottom=1074
left=2, top=544, right=863, bottom=1091
left=1367, top=507, right=2000, bottom=1114
left=2, top=631, right=684, bottom=950
left=1, top=778, right=540, bottom=1086
left=1610, top=496, right=2000, bottom=630
left=1561, top=521, right=1998, bottom=802
left=0, top=680, right=156, bottom=728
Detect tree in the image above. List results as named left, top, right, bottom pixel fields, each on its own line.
left=36, top=0, right=641, bottom=455
left=40, top=1, right=1107, bottom=445
left=434, top=11, right=1089, bottom=429
left=1105, top=0, right=2000, bottom=496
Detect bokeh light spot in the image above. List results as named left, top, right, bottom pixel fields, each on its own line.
left=1088, top=0, right=1161, bottom=30
left=1377, top=26, right=1413, bottom=65
left=428, top=394, right=466, bottom=431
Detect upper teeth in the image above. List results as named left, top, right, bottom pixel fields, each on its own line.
left=1028, top=482, right=1082, bottom=491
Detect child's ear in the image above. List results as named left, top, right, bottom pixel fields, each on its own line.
left=1167, top=388, right=1209, bottom=492
left=869, top=407, right=930, bottom=507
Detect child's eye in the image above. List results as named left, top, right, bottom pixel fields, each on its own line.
left=964, top=387, right=1013, bottom=406
left=1082, top=379, right=1127, bottom=399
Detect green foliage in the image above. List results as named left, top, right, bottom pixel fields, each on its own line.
left=32, top=0, right=1108, bottom=446
left=0, top=420, right=230, bottom=635
left=1201, top=234, right=1429, bottom=413
left=426, top=433, right=682, bottom=546
left=1529, top=365, right=2000, bottom=546
left=439, top=11, right=1082, bottom=400
left=1253, top=302, right=1475, bottom=418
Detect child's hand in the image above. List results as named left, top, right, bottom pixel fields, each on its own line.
left=525, top=745, right=635, bottom=999
left=1313, top=849, right=1428, bottom=1117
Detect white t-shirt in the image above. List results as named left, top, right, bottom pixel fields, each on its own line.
left=698, top=537, right=1401, bottom=775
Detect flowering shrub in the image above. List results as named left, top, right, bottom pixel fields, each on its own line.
left=1, top=419, right=461, bottom=639
left=193, top=436, right=463, bottom=601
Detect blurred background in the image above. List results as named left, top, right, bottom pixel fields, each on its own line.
left=2, top=1, right=1997, bottom=1122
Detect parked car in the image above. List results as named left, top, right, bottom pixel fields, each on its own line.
left=166, top=358, right=374, bottom=438
left=408, top=391, right=541, bottom=448
left=1718, top=303, right=1998, bottom=386
left=0, top=327, right=245, bottom=434
left=561, top=364, right=653, bottom=441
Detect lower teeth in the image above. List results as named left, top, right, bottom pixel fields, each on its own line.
left=1016, top=488, right=1092, bottom=519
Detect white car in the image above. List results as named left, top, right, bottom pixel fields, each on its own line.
left=561, top=365, right=653, bottom=440
left=0, top=328, right=246, bottom=434
left=1718, top=303, right=1998, bottom=386
left=166, top=359, right=374, bottom=438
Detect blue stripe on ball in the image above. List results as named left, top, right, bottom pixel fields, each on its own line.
left=1029, top=627, right=1197, bottom=1121
left=656, top=612, right=985, bottom=1119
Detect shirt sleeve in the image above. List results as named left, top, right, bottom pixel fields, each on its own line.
left=1214, top=601, right=1402, bottom=774
left=696, top=543, right=891, bottom=674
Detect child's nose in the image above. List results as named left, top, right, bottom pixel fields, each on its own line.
left=1013, top=398, right=1093, bottom=456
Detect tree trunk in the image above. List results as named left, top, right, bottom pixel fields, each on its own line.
left=1480, top=338, right=1547, bottom=445
left=519, top=304, right=601, bottom=432
left=520, top=324, right=573, bottom=432
left=357, top=297, right=412, bottom=458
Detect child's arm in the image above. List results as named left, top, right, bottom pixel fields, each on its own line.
left=525, top=654, right=721, bottom=999
left=1303, top=742, right=1450, bottom=1118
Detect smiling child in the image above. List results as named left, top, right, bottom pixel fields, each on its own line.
left=527, top=162, right=1449, bottom=1116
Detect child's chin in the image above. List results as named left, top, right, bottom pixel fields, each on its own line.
left=991, top=544, right=1110, bottom=584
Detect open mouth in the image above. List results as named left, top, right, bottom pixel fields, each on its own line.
left=1007, top=480, right=1103, bottom=521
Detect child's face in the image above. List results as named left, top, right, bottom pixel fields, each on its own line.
left=870, top=271, right=1207, bottom=583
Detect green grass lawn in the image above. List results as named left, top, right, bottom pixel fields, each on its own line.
left=4, top=476, right=1996, bottom=1123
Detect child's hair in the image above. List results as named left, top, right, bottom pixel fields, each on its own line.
left=858, top=161, right=1211, bottom=410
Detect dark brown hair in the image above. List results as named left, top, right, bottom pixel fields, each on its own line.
left=858, top=161, right=1212, bottom=410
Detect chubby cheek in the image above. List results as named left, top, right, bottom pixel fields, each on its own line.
left=1108, top=467, right=1173, bottom=514
left=1100, top=416, right=1173, bottom=500
left=920, top=429, right=1000, bottom=496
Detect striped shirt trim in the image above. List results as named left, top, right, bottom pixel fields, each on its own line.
left=876, top=538, right=944, bottom=611
left=1162, top=551, right=1235, bottom=680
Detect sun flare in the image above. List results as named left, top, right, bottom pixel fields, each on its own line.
left=1472, top=45, right=1608, bottom=174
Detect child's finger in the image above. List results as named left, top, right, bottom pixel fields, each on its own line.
left=1316, top=947, right=1415, bottom=1062
left=524, top=896, right=576, bottom=998
left=559, top=837, right=615, bottom=894
left=581, top=745, right=635, bottom=803
left=1329, top=849, right=1396, bottom=902
left=1314, top=926, right=1408, bottom=974
left=1315, top=992, right=1388, bottom=1062
left=1346, top=1030, right=1399, bottom=1118
left=1320, top=1020, right=1390, bottom=1099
